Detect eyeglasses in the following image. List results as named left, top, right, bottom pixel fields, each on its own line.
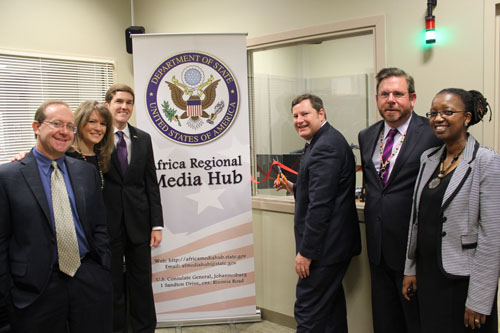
left=41, top=120, right=77, bottom=133
left=425, top=110, right=467, bottom=119
left=378, top=91, right=407, bottom=100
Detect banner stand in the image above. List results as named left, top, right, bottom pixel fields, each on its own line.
left=132, top=33, right=258, bottom=327
left=156, top=309, right=261, bottom=328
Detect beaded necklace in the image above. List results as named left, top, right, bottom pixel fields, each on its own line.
left=378, top=128, right=407, bottom=177
left=427, top=145, right=465, bottom=189
left=79, top=152, right=104, bottom=190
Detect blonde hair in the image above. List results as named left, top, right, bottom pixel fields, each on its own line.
left=71, top=100, right=114, bottom=172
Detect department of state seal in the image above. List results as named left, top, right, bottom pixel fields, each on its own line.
left=146, top=52, right=239, bottom=145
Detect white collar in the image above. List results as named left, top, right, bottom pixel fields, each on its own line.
left=114, top=123, right=130, bottom=138
left=383, top=113, right=412, bottom=138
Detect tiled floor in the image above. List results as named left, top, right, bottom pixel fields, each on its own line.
left=155, top=320, right=295, bottom=332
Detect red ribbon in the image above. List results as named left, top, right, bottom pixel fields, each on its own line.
left=251, top=161, right=363, bottom=184
left=251, top=160, right=297, bottom=184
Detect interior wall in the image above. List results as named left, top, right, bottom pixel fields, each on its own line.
left=0, top=0, right=135, bottom=107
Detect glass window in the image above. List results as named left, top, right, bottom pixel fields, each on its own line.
left=249, top=32, right=376, bottom=197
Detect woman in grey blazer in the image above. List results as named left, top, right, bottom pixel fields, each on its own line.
left=402, top=88, right=500, bottom=332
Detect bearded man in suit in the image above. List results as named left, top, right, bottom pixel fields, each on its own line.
left=358, top=68, right=440, bottom=333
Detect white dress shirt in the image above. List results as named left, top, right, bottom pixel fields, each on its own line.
left=371, top=114, right=412, bottom=180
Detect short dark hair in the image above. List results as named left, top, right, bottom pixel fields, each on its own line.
left=105, top=83, right=135, bottom=104
left=376, top=67, right=415, bottom=95
left=436, top=88, right=491, bottom=127
left=291, top=93, right=324, bottom=113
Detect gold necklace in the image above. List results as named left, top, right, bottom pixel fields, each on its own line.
left=428, top=145, right=465, bottom=189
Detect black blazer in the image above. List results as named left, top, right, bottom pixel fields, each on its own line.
left=103, top=124, right=163, bottom=244
left=294, top=122, right=361, bottom=265
left=0, top=151, right=110, bottom=309
left=358, top=113, right=440, bottom=271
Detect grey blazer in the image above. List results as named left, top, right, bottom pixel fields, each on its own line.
left=404, top=134, right=500, bottom=315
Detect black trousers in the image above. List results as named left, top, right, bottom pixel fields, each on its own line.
left=295, top=260, right=351, bottom=333
left=0, top=295, right=9, bottom=332
left=369, top=259, right=420, bottom=333
left=8, top=257, right=112, bottom=333
left=111, top=235, right=156, bottom=333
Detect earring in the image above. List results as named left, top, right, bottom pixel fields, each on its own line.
left=464, top=121, right=469, bottom=127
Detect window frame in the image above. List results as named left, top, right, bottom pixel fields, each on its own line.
left=246, top=15, right=386, bottom=212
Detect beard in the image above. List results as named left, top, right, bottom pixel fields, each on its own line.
left=379, top=106, right=412, bottom=125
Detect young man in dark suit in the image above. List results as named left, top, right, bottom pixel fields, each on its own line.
left=0, top=101, right=112, bottom=332
left=275, top=94, right=361, bottom=332
left=104, top=84, right=164, bottom=333
left=358, top=68, right=440, bottom=333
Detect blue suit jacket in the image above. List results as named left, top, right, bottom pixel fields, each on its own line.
left=294, top=122, right=361, bottom=265
left=0, top=150, right=110, bottom=308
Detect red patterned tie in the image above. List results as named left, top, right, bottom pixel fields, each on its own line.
left=381, top=128, right=398, bottom=185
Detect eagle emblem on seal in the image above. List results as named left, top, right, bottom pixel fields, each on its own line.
left=162, top=66, right=224, bottom=130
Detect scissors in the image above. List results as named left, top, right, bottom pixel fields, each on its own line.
left=275, top=164, right=288, bottom=186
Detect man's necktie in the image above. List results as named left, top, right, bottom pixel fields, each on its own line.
left=299, top=142, right=310, bottom=167
left=381, top=128, right=398, bottom=185
left=302, top=142, right=310, bottom=155
left=116, top=131, right=128, bottom=176
left=51, top=161, right=80, bottom=277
